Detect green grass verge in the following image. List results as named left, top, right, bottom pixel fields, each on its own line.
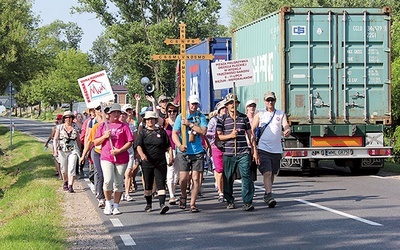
left=384, top=161, right=400, bottom=174
left=0, top=126, right=66, bottom=250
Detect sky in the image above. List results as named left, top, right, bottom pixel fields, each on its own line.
left=32, top=0, right=231, bottom=53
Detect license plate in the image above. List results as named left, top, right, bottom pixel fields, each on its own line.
left=325, top=149, right=353, bottom=156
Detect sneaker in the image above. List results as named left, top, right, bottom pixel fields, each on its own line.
left=145, top=205, right=152, bottom=212
left=89, top=184, right=95, bottom=194
left=169, top=197, right=177, bottom=205
left=218, top=194, right=224, bottom=203
left=98, top=199, right=105, bottom=209
left=112, top=207, right=122, bottom=215
left=63, top=182, right=68, bottom=191
left=104, top=206, right=112, bottom=215
left=243, top=203, right=255, bottom=211
left=227, top=203, right=235, bottom=209
left=160, top=205, right=169, bottom=214
left=125, top=194, right=135, bottom=202
left=263, top=193, right=277, bottom=208
left=267, top=197, right=277, bottom=208
left=68, top=185, right=75, bottom=193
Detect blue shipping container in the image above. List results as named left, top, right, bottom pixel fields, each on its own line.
left=186, top=38, right=232, bottom=114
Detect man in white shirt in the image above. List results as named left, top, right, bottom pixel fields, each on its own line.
left=251, top=91, right=291, bottom=208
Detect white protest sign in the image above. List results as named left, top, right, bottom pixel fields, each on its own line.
left=78, top=70, right=114, bottom=108
left=211, top=59, right=254, bottom=90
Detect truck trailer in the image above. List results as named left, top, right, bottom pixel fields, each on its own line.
left=232, top=6, right=392, bottom=174
left=185, top=37, right=232, bottom=114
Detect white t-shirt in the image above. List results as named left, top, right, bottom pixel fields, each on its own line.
left=257, top=109, right=285, bottom=154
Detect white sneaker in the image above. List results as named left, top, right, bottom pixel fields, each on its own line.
left=112, top=207, right=122, bottom=215
left=125, top=194, right=135, bottom=202
left=103, top=206, right=112, bottom=215
left=98, top=199, right=105, bottom=208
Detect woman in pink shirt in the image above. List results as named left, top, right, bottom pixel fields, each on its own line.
left=94, top=103, right=134, bottom=215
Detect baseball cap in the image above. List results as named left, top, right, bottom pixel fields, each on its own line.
left=122, top=103, right=133, bottom=113
left=246, top=100, right=256, bottom=107
left=188, top=95, right=200, bottom=104
left=158, top=95, right=168, bottom=103
left=264, top=91, right=276, bottom=100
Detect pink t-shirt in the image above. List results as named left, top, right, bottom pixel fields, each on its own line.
left=95, top=121, right=134, bottom=164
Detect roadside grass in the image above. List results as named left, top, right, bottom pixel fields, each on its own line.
left=384, top=160, right=400, bottom=174
left=0, top=126, right=66, bottom=250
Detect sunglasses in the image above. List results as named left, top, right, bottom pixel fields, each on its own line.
left=64, top=116, right=73, bottom=119
left=168, top=110, right=177, bottom=114
left=95, top=106, right=102, bottom=110
left=265, top=98, right=276, bottom=102
left=248, top=104, right=256, bottom=107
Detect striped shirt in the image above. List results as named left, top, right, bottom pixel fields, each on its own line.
left=216, top=112, right=251, bottom=156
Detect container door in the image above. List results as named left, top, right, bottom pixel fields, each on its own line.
left=337, top=11, right=391, bottom=124
left=286, top=9, right=390, bottom=125
left=286, top=11, right=336, bottom=124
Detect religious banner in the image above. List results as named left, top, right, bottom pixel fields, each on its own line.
left=78, top=70, right=114, bottom=108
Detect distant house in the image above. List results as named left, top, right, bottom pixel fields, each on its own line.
left=112, top=85, right=130, bottom=105
left=0, top=95, right=16, bottom=110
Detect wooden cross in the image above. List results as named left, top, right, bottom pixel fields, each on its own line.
left=152, top=22, right=214, bottom=146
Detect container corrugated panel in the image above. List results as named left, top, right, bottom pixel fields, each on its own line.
left=233, top=7, right=391, bottom=125
left=232, top=9, right=284, bottom=111
left=186, top=38, right=231, bottom=114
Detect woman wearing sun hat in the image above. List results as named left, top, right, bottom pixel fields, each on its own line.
left=53, top=111, right=81, bottom=193
left=94, top=103, right=134, bottom=215
left=135, top=111, right=173, bottom=214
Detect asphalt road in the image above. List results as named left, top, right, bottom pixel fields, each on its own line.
left=2, top=117, right=400, bottom=249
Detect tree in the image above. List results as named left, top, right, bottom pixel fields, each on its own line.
left=75, top=0, right=226, bottom=98
left=36, top=49, right=96, bottom=107
left=0, top=0, right=39, bottom=92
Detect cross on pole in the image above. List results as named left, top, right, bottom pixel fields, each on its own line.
left=152, top=22, right=214, bottom=146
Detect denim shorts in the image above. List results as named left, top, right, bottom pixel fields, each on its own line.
left=176, top=152, right=205, bottom=172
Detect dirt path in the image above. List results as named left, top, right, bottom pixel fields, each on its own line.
left=61, top=179, right=118, bottom=249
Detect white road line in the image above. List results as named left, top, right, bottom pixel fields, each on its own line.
left=120, top=234, right=136, bottom=246
left=369, top=175, right=388, bottom=179
left=294, top=198, right=383, bottom=226
left=110, top=218, right=123, bottom=227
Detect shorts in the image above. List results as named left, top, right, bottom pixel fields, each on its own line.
left=257, top=149, right=282, bottom=175
left=176, top=152, right=204, bottom=172
left=211, top=144, right=223, bottom=173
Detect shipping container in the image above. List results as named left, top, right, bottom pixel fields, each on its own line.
left=232, top=6, right=392, bottom=173
left=186, top=38, right=232, bottom=114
